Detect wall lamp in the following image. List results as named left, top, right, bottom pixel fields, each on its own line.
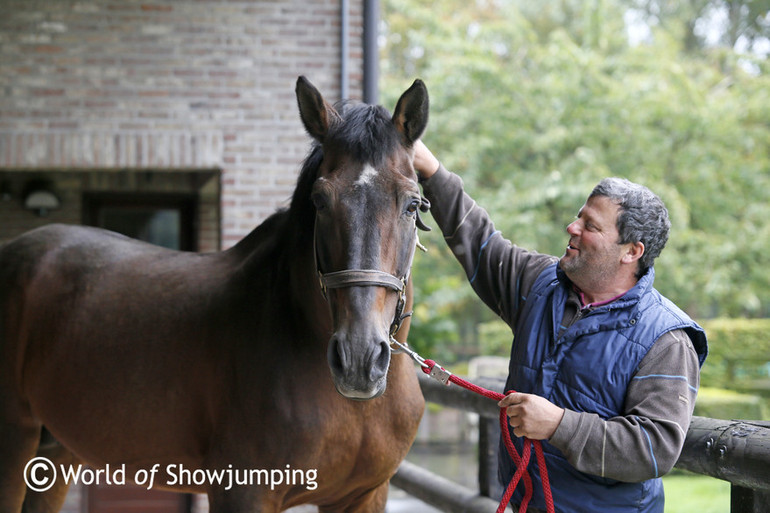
left=23, top=182, right=61, bottom=216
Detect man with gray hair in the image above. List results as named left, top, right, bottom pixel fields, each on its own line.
left=412, top=142, right=707, bottom=513
left=589, top=177, right=671, bottom=278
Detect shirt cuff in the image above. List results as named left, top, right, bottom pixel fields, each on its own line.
left=549, top=407, right=582, bottom=447
left=419, top=162, right=451, bottom=186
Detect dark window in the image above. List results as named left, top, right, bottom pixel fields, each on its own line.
left=83, top=194, right=197, bottom=251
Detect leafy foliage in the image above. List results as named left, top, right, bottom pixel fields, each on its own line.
left=381, top=0, right=770, bottom=358
left=695, top=387, right=768, bottom=419
left=698, top=318, right=770, bottom=390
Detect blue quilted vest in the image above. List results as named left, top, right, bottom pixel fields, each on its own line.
left=499, top=264, right=707, bottom=512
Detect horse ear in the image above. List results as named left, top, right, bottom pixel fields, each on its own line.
left=392, top=79, right=429, bottom=147
left=296, top=76, right=341, bottom=142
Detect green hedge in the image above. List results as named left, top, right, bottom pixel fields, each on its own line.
left=700, top=318, right=770, bottom=358
left=694, top=387, right=768, bottom=420
left=699, top=318, right=770, bottom=391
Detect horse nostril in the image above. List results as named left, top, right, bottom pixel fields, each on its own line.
left=327, top=336, right=345, bottom=376
left=369, top=340, right=391, bottom=381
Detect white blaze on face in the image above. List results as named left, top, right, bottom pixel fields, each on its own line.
left=354, top=164, right=378, bottom=187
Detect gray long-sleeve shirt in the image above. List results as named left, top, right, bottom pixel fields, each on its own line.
left=421, top=165, right=701, bottom=482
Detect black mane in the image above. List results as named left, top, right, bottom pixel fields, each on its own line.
left=289, top=142, right=324, bottom=231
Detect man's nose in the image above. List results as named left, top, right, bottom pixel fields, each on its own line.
left=566, top=219, right=581, bottom=236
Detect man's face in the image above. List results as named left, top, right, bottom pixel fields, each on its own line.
left=560, top=195, right=626, bottom=288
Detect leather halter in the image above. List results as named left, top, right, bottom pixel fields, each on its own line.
left=314, top=197, right=430, bottom=342
left=319, top=269, right=405, bottom=294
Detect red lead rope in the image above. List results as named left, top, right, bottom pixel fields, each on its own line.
left=421, top=359, right=555, bottom=513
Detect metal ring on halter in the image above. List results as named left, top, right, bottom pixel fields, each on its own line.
left=389, top=337, right=429, bottom=368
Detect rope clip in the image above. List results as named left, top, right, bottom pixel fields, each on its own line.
left=428, top=364, right=452, bottom=386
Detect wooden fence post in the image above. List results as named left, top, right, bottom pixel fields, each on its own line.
left=478, top=415, right=503, bottom=500
left=730, top=485, right=770, bottom=513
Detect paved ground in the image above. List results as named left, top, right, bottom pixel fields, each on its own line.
left=283, top=488, right=442, bottom=512
left=385, top=488, right=443, bottom=512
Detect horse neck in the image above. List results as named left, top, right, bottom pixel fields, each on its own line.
left=226, top=146, right=331, bottom=337
left=228, top=208, right=329, bottom=335
left=285, top=151, right=332, bottom=332
left=284, top=213, right=331, bottom=332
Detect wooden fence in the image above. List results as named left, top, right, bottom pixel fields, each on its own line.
left=391, top=372, right=770, bottom=513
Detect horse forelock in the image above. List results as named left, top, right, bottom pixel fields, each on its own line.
left=328, top=101, right=400, bottom=168
left=290, top=102, right=403, bottom=223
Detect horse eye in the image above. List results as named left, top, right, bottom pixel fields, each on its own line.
left=311, top=192, right=327, bottom=211
left=406, top=199, right=420, bottom=215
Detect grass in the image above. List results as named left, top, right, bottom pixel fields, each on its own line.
left=663, top=471, right=730, bottom=513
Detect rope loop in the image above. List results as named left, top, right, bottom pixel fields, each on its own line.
left=419, top=358, right=555, bottom=512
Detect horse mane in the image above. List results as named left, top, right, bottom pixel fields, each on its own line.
left=288, top=142, right=324, bottom=232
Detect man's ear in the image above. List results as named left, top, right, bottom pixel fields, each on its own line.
left=622, top=241, right=645, bottom=264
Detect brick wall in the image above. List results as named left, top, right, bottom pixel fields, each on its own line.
left=0, top=1, right=366, bottom=510
left=0, top=0, right=365, bottom=248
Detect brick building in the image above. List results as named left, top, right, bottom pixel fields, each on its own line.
left=0, top=0, right=378, bottom=250
left=0, top=0, right=378, bottom=511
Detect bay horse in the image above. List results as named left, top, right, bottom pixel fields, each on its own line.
left=0, top=76, right=429, bottom=512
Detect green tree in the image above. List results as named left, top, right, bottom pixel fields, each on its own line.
left=381, top=0, right=770, bottom=358
left=630, top=0, right=770, bottom=54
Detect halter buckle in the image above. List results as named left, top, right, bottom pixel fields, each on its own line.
left=318, top=271, right=328, bottom=299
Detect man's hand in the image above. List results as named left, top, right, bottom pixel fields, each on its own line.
left=412, top=140, right=440, bottom=179
left=498, top=392, right=565, bottom=440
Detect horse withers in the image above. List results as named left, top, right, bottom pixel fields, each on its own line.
left=0, top=77, right=428, bottom=512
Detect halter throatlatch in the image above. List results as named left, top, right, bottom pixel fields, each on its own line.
left=314, top=195, right=431, bottom=345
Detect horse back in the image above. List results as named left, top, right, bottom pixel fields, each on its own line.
left=0, top=223, right=183, bottom=342
left=0, top=224, right=123, bottom=366
left=0, top=224, right=233, bottom=460
left=1, top=223, right=143, bottom=291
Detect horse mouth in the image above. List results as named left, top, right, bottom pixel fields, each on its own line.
left=333, top=377, right=387, bottom=401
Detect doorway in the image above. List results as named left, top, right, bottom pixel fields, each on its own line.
left=84, top=193, right=197, bottom=251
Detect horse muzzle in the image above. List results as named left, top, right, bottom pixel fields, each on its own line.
left=327, top=333, right=391, bottom=400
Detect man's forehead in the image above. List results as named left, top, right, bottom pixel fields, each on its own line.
left=579, top=196, right=621, bottom=222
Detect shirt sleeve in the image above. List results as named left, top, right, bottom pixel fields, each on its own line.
left=420, top=164, right=556, bottom=326
left=549, top=329, right=701, bottom=482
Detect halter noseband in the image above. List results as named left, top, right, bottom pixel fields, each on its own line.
left=314, top=197, right=430, bottom=344
left=319, top=269, right=405, bottom=294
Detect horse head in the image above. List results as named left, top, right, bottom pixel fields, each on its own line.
left=295, top=76, right=429, bottom=400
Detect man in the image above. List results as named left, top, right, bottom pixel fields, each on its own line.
left=412, top=141, right=707, bottom=513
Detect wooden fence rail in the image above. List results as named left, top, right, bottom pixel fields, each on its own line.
left=391, top=371, right=770, bottom=513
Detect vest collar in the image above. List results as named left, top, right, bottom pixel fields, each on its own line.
left=556, top=265, right=656, bottom=312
